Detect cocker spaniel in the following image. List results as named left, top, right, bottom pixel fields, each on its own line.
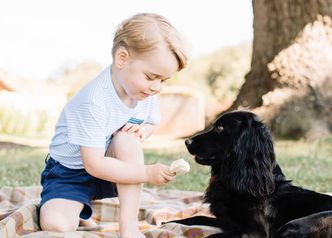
left=169, top=111, right=332, bottom=238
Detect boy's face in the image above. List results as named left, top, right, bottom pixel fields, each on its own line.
left=115, top=45, right=179, bottom=101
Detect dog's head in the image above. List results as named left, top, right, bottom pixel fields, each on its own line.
left=185, top=111, right=277, bottom=198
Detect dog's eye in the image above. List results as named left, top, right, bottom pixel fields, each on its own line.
left=215, top=125, right=224, bottom=133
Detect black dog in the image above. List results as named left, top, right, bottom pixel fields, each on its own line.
left=169, top=111, right=332, bottom=238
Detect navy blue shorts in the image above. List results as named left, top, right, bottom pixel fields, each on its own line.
left=40, top=156, right=118, bottom=219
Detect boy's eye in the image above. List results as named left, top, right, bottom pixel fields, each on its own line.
left=145, top=74, right=153, bottom=80
left=145, top=73, right=169, bottom=83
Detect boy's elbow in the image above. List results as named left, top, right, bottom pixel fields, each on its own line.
left=80, top=146, right=104, bottom=177
left=83, top=162, right=95, bottom=177
left=82, top=156, right=101, bottom=177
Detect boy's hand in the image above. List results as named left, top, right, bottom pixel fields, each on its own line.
left=114, top=123, right=146, bottom=141
left=146, top=164, right=175, bottom=185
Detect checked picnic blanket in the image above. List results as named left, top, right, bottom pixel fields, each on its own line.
left=0, top=186, right=220, bottom=238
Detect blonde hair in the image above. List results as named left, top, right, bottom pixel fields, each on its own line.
left=112, top=13, right=187, bottom=71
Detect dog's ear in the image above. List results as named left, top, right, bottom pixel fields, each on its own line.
left=224, top=124, right=276, bottom=198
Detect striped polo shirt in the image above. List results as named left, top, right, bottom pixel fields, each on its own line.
left=49, top=65, right=161, bottom=169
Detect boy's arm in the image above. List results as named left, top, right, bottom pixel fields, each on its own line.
left=81, top=146, right=146, bottom=183
left=81, top=146, right=172, bottom=184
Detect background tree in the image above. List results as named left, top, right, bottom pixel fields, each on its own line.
left=229, top=0, right=332, bottom=139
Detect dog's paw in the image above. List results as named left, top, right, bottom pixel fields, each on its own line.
left=277, top=223, right=309, bottom=238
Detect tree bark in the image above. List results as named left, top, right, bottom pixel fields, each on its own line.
left=229, top=0, right=332, bottom=139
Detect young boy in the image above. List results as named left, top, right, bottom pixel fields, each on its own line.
left=39, top=13, right=188, bottom=238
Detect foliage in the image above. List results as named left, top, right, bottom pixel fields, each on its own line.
left=47, top=61, right=102, bottom=98
left=0, top=44, right=251, bottom=137
left=175, top=42, right=252, bottom=103
left=0, top=92, right=63, bottom=137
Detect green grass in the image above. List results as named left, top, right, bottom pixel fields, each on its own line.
left=0, top=145, right=47, bottom=187
left=0, top=137, right=331, bottom=193
left=274, top=137, right=332, bottom=192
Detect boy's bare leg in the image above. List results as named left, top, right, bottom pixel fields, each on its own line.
left=107, top=131, right=145, bottom=238
left=39, top=198, right=83, bottom=232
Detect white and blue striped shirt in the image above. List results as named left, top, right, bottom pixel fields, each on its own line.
left=49, top=65, right=161, bottom=169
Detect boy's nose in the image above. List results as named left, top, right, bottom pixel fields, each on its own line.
left=150, top=82, right=162, bottom=93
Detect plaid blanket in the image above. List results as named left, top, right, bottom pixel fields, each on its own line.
left=0, top=186, right=220, bottom=238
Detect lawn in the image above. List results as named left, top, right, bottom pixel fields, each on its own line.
left=0, top=137, right=331, bottom=193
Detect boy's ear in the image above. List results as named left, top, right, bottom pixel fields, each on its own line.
left=114, top=47, right=129, bottom=68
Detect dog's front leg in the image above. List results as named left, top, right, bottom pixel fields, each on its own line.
left=277, top=210, right=332, bottom=238
left=206, top=233, right=267, bottom=238
left=165, top=215, right=218, bottom=226
left=205, top=233, right=229, bottom=238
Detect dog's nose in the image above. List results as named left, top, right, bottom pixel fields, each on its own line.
left=185, top=139, right=192, bottom=147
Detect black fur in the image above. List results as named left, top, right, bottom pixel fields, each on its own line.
left=169, top=111, right=332, bottom=238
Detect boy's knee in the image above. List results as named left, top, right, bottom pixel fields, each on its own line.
left=113, top=131, right=140, bottom=144
left=110, top=131, right=142, bottom=151
left=108, top=131, right=144, bottom=163
left=40, top=212, right=79, bottom=232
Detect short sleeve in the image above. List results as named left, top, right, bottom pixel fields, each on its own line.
left=66, top=103, right=106, bottom=148
left=145, top=95, right=161, bottom=125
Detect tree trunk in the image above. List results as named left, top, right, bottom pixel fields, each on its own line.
left=229, top=0, right=332, bottom=139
